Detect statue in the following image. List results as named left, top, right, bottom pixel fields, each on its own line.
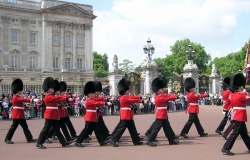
left=212, top=64, right=217, bottom=73
left=112, top=54, right=118, bottom=69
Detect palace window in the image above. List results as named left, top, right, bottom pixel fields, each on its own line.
left=30, top=21, right=36, bottom=25
left=53, top=34, right=59, bottom=45
left=77, top=36, right=82, bottom=47
left=53, top=57, right=59, bottom=69
left=29, top=56, right=36, bottom=69
left=12, top=18, right=19, bottom=23
left=77, top=59, right=82, bottom=69
left=65, top=35, right=71, bottom=46
left=11, top=56, right=18, bottom=68
left=11, top=31, right=18, bottom=43
left=65, top=58, right=71, bottom=69
left=30, top=33, right=36, bottom=45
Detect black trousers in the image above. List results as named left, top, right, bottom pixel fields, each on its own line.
left=148, top=119, right=175, bottom=143
left=89, top=116, right=110, bottom=137
left=147, top=119, right=176, bottom=140
left=181, top=113, right=205, bottom=135
left=5, top=119, right=33, bottom=142
left=223, top=121, right=250, bottom=151
left=76, top=121, right=106, bottom=144
left=216, top=111, right=229, bottom=132
left=223, top=122, right=234, bottom=136
left=64, top=116, right=77, bottom=137
left=59, top=118, right=71, bottom=141
left=98, top=116, right=110, bottom=136
left=37, top=119, right=67, bottom=145
left=111, top=120, right=140, bottom=144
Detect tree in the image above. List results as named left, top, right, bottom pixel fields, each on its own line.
left=205, top=42, right=247, bottom=78
left=155, top=39, right=211, bottom=80
left=119, top=59, right=135, bottom=73
left=93, top=52, right=108, bottom=77
left=103, top=53, right=109, bottom=71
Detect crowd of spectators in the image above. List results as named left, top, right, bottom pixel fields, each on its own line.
left=0, top=92, right=226, bottom=120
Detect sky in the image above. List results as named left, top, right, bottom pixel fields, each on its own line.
left=57, top=0, right=250, bottom=68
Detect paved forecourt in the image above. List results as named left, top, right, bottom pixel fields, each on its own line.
left=0, top=105, right=249, bottom=160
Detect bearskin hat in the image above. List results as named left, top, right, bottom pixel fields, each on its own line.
left=222, top=77, right=230, bottom=90
left=95, top=81, right=102, bottom=92
left=43, top=77, right=55, bottom=92
left=231, top=73, right=246, bottom=91
left=54, top=80, right=60, bottom=92
left=152, top=77, right=164, bottom=93
left=162, top=77, right=168, bottom=88
left=118, top=78, right=130, bottom=95
left=184, top=77, right=195, bottom=92
left=11, top=78, right=23, bottom=94
left=84, top=81, right=96, bottom=96
left=59, top=81, right=67, bottom=92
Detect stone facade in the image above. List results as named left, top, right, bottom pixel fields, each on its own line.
left=0, top=0, right=96, bottom=95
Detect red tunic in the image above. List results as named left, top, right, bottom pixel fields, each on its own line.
left=227, top=92, right=249, bottom=122
left=43, top=94, right=67, bottom=120
left=62, top=94, right=70, bottom=117
left=11, top=95, right=31, bottom=119
left=155, top=94, right=177, bottom=119
left=186, top=92, right=208, bottom=114
left=119, top=95, right=142, bottom=120
left=221, top=90, right=231, bottom=111
left=93, top=96, right=106, bottom=117
left=84, top=98, right=105, bottom=122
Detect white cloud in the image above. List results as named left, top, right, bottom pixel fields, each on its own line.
left=92, top=0, right=250, bottom=69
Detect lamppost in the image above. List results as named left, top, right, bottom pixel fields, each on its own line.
left=143, top=38, right=155, bottom=59
left=186, top=44, right=195, bottom=62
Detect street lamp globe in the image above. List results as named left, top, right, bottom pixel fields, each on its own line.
left=143, top=38, right=155, bottom=58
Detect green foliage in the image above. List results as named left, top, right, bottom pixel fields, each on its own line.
left=119, top=59, right=135, bottom=73
left=205, top=43, right=247, bottom=78
left=93, top=52, right=108, bottom=77
left=155, top=38, right=211, bottom=80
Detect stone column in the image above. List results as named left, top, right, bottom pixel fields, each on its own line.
left=41, top=14, right=47, bottom=72
left=182, top=60, right=199, bottom=93
left=109, top=55, right=123, bottom=96
left=1, top=16, right=10, bottom=52
left=209, top=64, right=221, bottom=95
left=72, top=23, right=77, bottom=69
left=140, top=57, right=158, bottom=94
left=47, top=21, right=53, bottom=70
left=60, top=22, right=65, bottom=70
left=84, top=24, right=93, bottom=70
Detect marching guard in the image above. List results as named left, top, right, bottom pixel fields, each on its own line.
left=109, top=78, right=143, bottom=147
left=60, top=81, right=78, bottom=139
left=215, top=77, right=232, bottom=135
left=146, top=77, right=179, bottom=146
left=36, top=77, right=72, bottom=149
left=180, top=77, right=208, bottom=138
left=221, top=73, right=250, bottom=155
left=75, top=81, right=111, bottom=147
left=145, top=78, right=179, bottom=141
left=5, top=79, right=37, bottom=144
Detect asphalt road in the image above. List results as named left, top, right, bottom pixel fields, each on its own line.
left=0, top=105, right=249, bottom=160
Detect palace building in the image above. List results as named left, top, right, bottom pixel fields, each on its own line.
left=0, top=0, right=96, bottom=95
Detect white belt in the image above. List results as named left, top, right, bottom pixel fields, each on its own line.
left=189, top=103, right=198, bottom=105
left=13, top=106, right=24, bottom=110
left=87, top=110, right=96, bottom=112
left=233, top=107, right=246, bottom=110
left=157, top=107, right=167, bottom=110
left=46, top=106, right=58, bottom=110
left=121, top=108, right=131, bottom=110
